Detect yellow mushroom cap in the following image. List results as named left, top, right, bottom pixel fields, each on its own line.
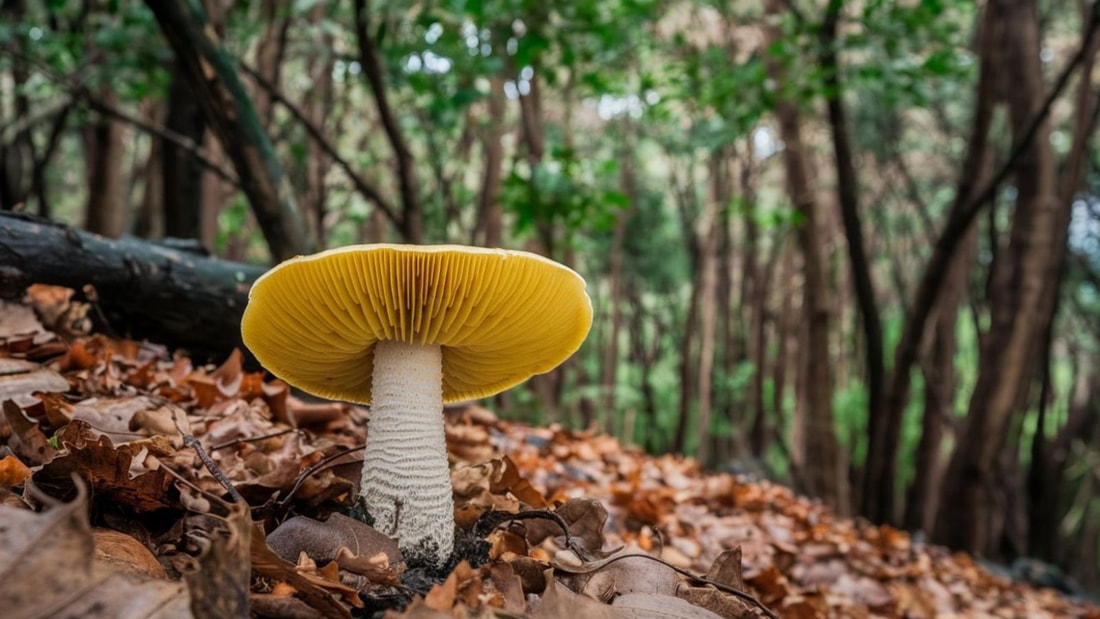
left=241, top=244, right=593, bottom=404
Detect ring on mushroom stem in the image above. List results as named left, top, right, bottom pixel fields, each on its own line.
left=241, top=244, right=593, bottom=568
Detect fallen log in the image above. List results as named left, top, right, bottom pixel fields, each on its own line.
left=0, top=211, right=268, bottom=362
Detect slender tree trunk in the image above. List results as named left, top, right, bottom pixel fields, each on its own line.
left=820, top=0, right=887, bottom=521
left=162, top=61, right=207, bottom=240
left=934, top=0, right=1069, bottom=554
left=765, top=0, right=846, bottom=512
left=694, top=151, right=725, bottom=467
left=82, top=91, right=127, bottom=238
left=601, top=127, right=636, bottom=436
left=252, top=0, right=289, bottom=130
left=0, top=0, right=32, bottom=211
left=904, top=223, right=977, bottom=532
left=672, top=166, right=701, bottom=454
left=474, top=75, right=506, bottom=248
left=773, top=241, right=796, bottom=466
left=134, top=101, right=165, bottom=239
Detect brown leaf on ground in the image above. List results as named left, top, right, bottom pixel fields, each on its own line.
left=250, top=523, right=357, bottom=617
left=0, top=358, right=69, bottom=407
left=2, top=399, right=58, bottom=465
left=93, top=528, right=168, bottom=580
left=266, top=513, right=402, bottom=567
left=32, top=419, right=176, bottom=511
left=0, top=479, right=191, bottom=619
left=532, top=569, right=617, bottom=619
left=0, top=454, right=31, bottom=487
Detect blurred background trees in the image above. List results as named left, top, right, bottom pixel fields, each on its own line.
left=2, top=0, right=1100, bottom=591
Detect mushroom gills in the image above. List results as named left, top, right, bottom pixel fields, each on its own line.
left=360, top=340, right=454, bottom=565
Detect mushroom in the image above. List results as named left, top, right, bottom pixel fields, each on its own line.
left=241, top=244, right=592, bottom=567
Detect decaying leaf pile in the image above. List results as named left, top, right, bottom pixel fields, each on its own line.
left=0, top=286, right=1096, bottom=618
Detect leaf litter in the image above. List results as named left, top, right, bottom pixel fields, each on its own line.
left=0, top=286, right=1095, bottom=618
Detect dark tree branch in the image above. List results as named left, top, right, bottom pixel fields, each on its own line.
left=81, top=95, right=239, bottom=187
left=239, top=62, right=401, bottom=228
left=352, top=0, right=422, bottom=242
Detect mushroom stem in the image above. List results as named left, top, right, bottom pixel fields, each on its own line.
left=361, top=341, right=454, bottom=566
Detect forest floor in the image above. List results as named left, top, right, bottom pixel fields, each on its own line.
left=0, top=285, right=1097, bottom=618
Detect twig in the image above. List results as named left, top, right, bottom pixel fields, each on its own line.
left=210, top=427, right=296, bottom=451
left=182, top=433, right=245, bottom=504
left=474, top=509, right=572, bottom=548
left=275, top=444, right=365, bottom=511
left=239, top=62, right=401, bottom=228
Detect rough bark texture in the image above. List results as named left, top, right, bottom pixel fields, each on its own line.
left=764, top=0, right=846, bottom=512
left=0, top=212, right=264, bottom=361
left=934, top=0, right=1066, bottom=554
left=144, top=0, right=311, bottom=261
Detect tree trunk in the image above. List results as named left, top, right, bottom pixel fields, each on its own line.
left=820, top=0, right=887, bottom=521
left=694, top=151, right=725, bottom=467
left=162, top=61, right=207, bottom=241
left=904, top=222, right=977, bottom=532
left=252, top=0, right=289, bottom=130
left=765, top=0, right=846, bottom=512
left=134, top=101, right=165, bottom=239
left=474, top=75, right=506, bottom=248
left=934, top=0, right=1067, bottom=554
left=144, top=0, right=311, bottom=261
left=672, top=166, right=701, bottom=455
left=0, top=0, right=32, bottom=212
left=601, top=128, right=635, bottom=436
left=82, top=91, right=127, bottom=238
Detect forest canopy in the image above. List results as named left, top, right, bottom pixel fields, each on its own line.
left=1, top=0, right=1100, bottom=595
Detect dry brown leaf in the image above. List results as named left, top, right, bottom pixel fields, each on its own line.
left=2, top=399, right=58, bottom=466
left=0, top=479, right=191, bottom=619
left=93, top=528, right=168, bottom=580
left=0, top=454, right=31, bottom=487
left=250, top=523, right=356, bottom=616
left=612, top=592, right=727, bottom=618
left=266, top=513, right=402, bottom=566
left=532, top=569, right=617, bottom=619
left=0, top=358, right=69, bottom=407
left=32, top=420, right=176, bottom=512
left=424, top=568, right=459, bottom=611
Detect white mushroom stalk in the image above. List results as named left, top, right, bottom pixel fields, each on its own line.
left=361, top=340, right=454, bottom=566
